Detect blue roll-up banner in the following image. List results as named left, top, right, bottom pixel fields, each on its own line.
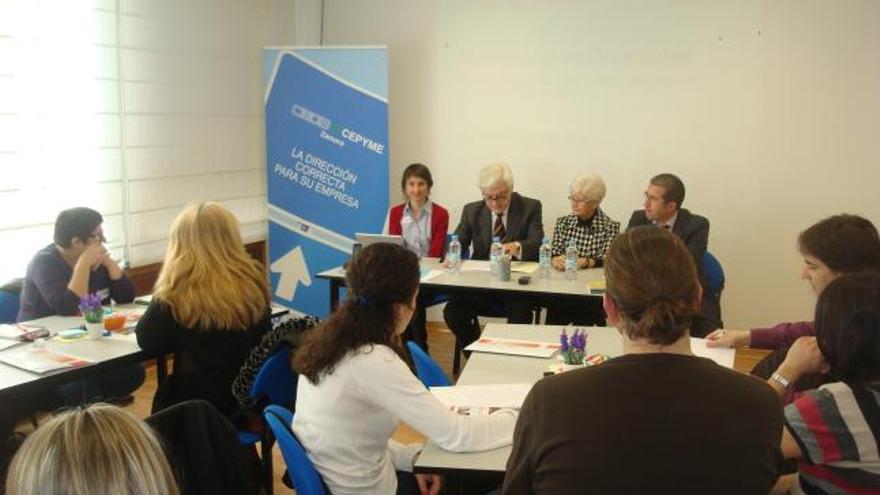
left=263, top=47, right=388, bottom=317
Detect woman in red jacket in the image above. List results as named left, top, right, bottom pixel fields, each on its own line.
left=386, top=163, right=449, bottom=351
left=387, top=163, right=449, bottom=258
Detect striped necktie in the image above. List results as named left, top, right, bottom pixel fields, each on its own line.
left=493, top=213, right=506, bottom=239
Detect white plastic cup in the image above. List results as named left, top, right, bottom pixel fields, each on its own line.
left=86, top=321, right=103, bottom=340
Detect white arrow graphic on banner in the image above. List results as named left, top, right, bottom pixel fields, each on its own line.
left=270, top=246, right=312, bottom=300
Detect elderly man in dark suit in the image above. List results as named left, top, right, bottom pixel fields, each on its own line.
left=627, top=173, right=720, bottom=336
left=443, top=162, right=544, bottom=351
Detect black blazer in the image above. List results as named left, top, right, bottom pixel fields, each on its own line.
left=626, top=208, right=710, bottom=270
left=454, top=192, right=544, bottom=261
left=627, top=208, right=721, bottom=335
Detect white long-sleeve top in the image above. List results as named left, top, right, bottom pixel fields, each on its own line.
left=292, top=344, right=518, bottom=495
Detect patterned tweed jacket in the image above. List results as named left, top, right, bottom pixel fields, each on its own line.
left=550, top=208, right=620, bottom=264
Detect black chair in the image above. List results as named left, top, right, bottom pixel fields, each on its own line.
left=147, top=400, right=258, bottom=495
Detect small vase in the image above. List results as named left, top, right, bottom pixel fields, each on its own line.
left=559, top=363, right=583, bottom=372
left=85, top=321, right=104, bottom=340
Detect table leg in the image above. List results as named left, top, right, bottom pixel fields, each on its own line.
left=155, top=355, right=168, bottom=384
left=330, top=279, right=341, bottom=310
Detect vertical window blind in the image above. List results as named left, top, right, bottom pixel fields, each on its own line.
left=0, top=0, right=303, bottom=283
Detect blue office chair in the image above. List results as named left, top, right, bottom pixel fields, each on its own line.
left=237, top=346, right=298, bottom=495
left=407, top=341, right=451, bottom=387
left=0, top=278, right=23, bottom=323
left=702, top=251, right=725, bottom=297
left=264, top=405, right=327, bottom=495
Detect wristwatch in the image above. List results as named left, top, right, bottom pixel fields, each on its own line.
left=770, top=371, right=791, bottom=389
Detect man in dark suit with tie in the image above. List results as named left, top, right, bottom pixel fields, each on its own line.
left=443, top=162, right=544, bottom=351
left=627, top=173, right=720, bottom=336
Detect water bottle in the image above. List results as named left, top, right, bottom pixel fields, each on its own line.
left=565, top=239, right=578, bottom=281
left=489, top=236, right=503, bottom=278
left=538, top=237, right=552, bottom=279
left=447, top=234, right=461, bottom=274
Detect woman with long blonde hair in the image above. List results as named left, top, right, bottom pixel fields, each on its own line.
left=5, top=403, right=179, bottom=495
left=136, top=202, right=271, bottom=416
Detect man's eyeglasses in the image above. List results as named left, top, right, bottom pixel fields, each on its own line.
left=644, top=192, right=665, bottom=203
left=483, top=192, right=510, bottom=202
left=89, top=233, right=107, bottom=243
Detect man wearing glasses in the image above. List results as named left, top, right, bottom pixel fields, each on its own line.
left=627, top=173, right=719, bottom=336
left=14, top=207, right=144, bottom=409
left=443, top=162, right=544, bottom=350
left=18, top=207, right=134, bottom=321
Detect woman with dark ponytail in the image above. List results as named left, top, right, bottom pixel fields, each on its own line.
left=503, top=227, right=783, bottom=495
left=292, top=243, right=516, bottom=495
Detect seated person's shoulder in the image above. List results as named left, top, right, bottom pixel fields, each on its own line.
left=626, top=210, right=648, bottom=228
left=344, top=344, right=409, bottom=379
left=680, top=208, right=710, bottom=226
left=595, top=209, right=620, bottom=229
left=29, top=244, right=62, bottom=269
left=703, top=361, right=778, bottom=406
left=517, top=192, right=542, bottom=207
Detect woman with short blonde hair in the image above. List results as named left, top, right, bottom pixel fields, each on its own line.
left=5, top=404, right=179, bottom=495
left=545, top=172, right=620, bottom=325
left=137, top=202, right=272, bottom=416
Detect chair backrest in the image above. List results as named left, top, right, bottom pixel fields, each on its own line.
left=263, top=405, right=326, bottom=495
left=0, top=290, right=20, bottom=324
left=406, top=341, right=451, bottom=387
left=249, top=345, right=297, bottom=409
left=702, top=251, right=725, bottom=295
left=147, top=399, right=257, bottom=495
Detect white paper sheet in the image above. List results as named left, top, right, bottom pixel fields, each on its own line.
left=0, top=340, right=21, bottom=351
left=421, top=269, right=446, bottom=282
left=691, top=337, right=735, bottom=369
left=511, top=261, right=539, bottom=274
left=460, top=260, right=491, bottom=272
left=0, top=324, right=22, bottom=340
left=465, top=337, right=560, bottom=358
left=459, top=260, right=539, bottom=274
left=0, top=346, right=93, bottom=374
left=430, top=383, right=533, bottom=409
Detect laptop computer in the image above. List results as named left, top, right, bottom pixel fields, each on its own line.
left=354, top=233, right=405, bottom=248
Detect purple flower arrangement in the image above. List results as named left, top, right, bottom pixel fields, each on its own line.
left=79, top=293, right=104, bottom=323
left=560, top=327, right=587, bottom=365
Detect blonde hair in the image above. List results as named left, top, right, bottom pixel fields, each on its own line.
left=153, top=202, right=270, bottom=330
left=478, top=162, right=514, bottom=191
left=5, top=404, right=179, bottom=495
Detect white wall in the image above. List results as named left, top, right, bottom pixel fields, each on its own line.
left=119, top=0, right=317, bottom=265
left=321, top=0, right=880, bottom=329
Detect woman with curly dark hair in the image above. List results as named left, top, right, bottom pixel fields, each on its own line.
left=292, top=243, right=516, bottom=495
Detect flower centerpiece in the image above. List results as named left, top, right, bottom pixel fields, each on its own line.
left=79, top=293, right=103, bottom=324
left=559, top=327, right=587, bottom=365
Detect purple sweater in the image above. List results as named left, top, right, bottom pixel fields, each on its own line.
left=17, top=244, right=135, bottom=322
left=749, top=321, right=815, bottom=349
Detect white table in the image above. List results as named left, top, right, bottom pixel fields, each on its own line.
left=317, top=258, right=605, bottom=309
left=0, top=302, right=293, bottom=399
left=0, top=303, right=151, bottom=400
left=413, top=323, right=624, bottom=475
left=414, top=323, right=735, bottom=477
